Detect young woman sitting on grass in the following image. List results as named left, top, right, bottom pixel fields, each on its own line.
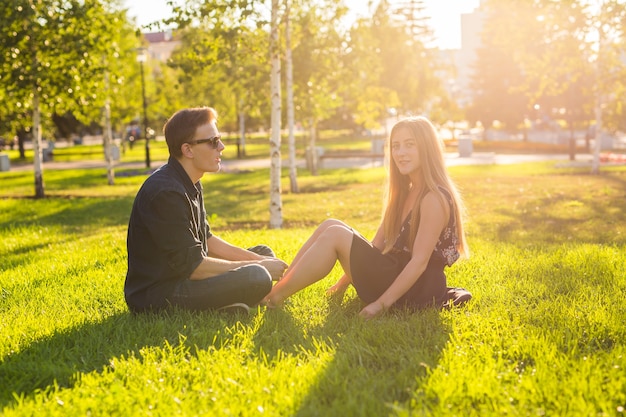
left=263, top=116, right=470, bottom=319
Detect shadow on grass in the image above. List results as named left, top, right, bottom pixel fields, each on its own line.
left=2, top=296, right=453, bottom=415
left=0, top=196, right=132, bottom=231
left=488, top=171, right=626, bottom=245
left=0, top=309, right=257, bottom=410
left=0, top=169, right=139, bottom=197
left=254, top=296, right=451, bottom=416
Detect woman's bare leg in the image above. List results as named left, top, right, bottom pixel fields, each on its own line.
left=282, top=219, right=351, bottom=277
left=265, top=223, right=354, bottom=307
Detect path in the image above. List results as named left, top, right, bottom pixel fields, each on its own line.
left=3, top=152, right=599, bottom=173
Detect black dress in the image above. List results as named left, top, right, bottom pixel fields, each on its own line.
left=349, top=188, right=460, bottom=309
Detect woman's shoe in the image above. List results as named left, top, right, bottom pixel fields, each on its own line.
left=442, top=287, right=472, bottom=309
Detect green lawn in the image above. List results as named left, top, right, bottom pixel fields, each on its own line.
left=2, top=129, right=373, bottom=167
left=0, top=161, right=625, bottom=416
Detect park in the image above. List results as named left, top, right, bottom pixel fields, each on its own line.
left=1, top=0, right=626, bottom=415
left=1, top=139, right=625, bottom=414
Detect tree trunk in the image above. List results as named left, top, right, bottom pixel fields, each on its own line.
left=591, top=20, right=604, bottom=174
left=285, top=0, right=298, bottom=193
left=269, top=0, right=283, bottom=229
left=238, top=97, right=246, bottom=158
left=309, top=118, right=318, bottom=176
left=32, top=91, right=45, bottom=198
left=104, top=71, right=115, bottom=185
left=17, top=129, right=26, bottom=159
left=568, top=117, right=576, bottom=162
left=592, top=99, right=603, bottom=174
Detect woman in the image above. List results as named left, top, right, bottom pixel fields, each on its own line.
left=264, top=116, right=469, bottom=319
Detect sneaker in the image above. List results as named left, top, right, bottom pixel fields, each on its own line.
left=216, top=303, right=250, bottom=314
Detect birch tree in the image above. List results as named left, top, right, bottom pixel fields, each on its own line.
left=269, top=0, right=283, bottom=228
left=103, top=71, right=114, bottom=185
left=285, top=0, right=298, bottom=193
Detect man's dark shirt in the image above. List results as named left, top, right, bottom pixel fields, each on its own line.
left=124, top=156, right=212, bottom=311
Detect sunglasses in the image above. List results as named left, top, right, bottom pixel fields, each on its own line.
left=188, top=135, right=221, bottom=149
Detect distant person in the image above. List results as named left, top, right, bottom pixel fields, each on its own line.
left=125, top=125, right=140, bottom=149
left=263, top=116, right=471, bottom=319
left=125, top=106, right=287, bottom=314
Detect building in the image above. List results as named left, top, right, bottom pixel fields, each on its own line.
left=144, top=30, right=181, bottom=62
left=438, top=2, right=485, bottom=109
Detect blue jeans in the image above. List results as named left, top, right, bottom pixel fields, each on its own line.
left=168, top=245, right=274, bottom=311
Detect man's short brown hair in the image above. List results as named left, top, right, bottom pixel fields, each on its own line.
left=163, top=107, right=218, bottom=158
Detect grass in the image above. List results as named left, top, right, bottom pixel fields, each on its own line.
left=6, top=127, right=605, bottom=169
left=0, top=160, right=625, bottom=416
left=1, top=130, right=372, bottom=167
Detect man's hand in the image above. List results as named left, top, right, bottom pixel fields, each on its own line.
left=259, top=258, right=288, bottom=281
left=359, top=300, right=386, bottom=320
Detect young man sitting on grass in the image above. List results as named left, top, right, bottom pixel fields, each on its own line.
left=124, top=106, right=287, bottom=314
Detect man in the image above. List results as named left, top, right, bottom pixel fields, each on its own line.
left=124, top=106, right=287, bottom=313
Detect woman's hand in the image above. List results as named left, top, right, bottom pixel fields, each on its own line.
left=326, top=274, right=351, bottom=296
left=359, top=300, right=386, bottom=320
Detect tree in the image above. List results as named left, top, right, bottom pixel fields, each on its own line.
left=290, top=1, right=351, bottom=174
left=475, top=0, right=625, bottom=169
left=341, top=16, right=398, bottom=130
left=165, top=0, right=282, bottom=227
left=466, top=1, right=536, bottom=137
left=374, top=0, right=441, bottom=115
left=339, top=0, right=441, bottom=132
left=589, top=0, right=626, bottom=173
left=467, top=39, right=527, bottom=138
left=168, top=2, right=270, bottom=142
left=521, top=0, right=594, bottom=159
left=141, top=52, right=185, bottom=141
left=589, top=0, right=626, bottom=166
left=89, top=7, right=141, bottom=184
left=150, top=0, right=458, bottom=226
left=269, top=0, right=283, bottom=229
left=0, top=0, right=138, bottom=195
left=285, top=0, right=298, bottom=193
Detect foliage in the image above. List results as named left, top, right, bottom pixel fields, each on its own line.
left=467, top=37, right=527, bottom=133
left=342, top=0, right=442, bottom=128
left=471, top=0, right=626, bottom=135
left=167, top=1, right=270, bottom=132
left=164, top=0, right=446, bottom=134
left=0, top=0, right=139, bottom=135
left=372, top=0, right=442, bottom=115
left=2, top=0, right=626, bottom=173
left=0, top=162, right=625, bottom=415
left=0, top=0, right=141, bottom=196
left=594, top=0, right=626, bottom=133
left=289, top=1, right=350, bottom=129
left=143, top=56, right=186, bottom=135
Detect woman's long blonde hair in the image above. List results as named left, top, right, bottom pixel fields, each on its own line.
left=381, top=116, right=468, bottom=258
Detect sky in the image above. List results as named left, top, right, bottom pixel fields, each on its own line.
left=124, top=0, right=480, bottom=50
